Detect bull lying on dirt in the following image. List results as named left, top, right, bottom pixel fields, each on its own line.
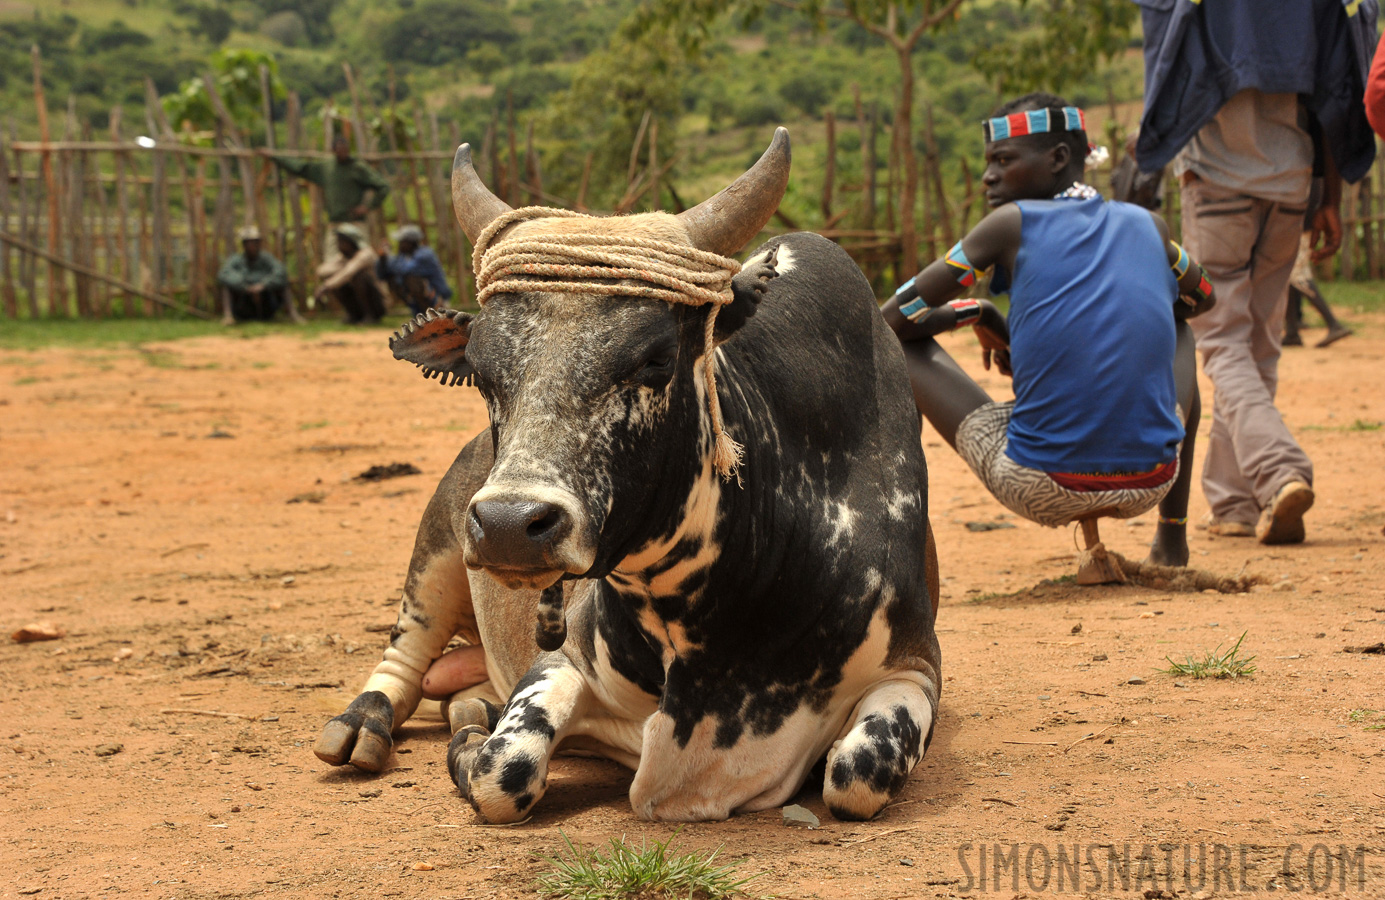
left=314, top=128, right=943, bottom=822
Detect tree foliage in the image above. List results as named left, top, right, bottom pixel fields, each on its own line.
left=377, top=0, right=519, bottom=67
left=161, top=49, right=286, bottom=137
left=971, top=0, right=1138, bottom=95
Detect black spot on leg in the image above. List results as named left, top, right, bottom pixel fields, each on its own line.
left=713, top=717, right=744, bottom=749
left=499, top=756, right=538, bottom=796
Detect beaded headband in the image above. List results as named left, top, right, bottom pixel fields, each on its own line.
left=983, top=106, right=1086, bottom=143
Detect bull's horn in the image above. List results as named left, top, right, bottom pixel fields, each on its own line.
left=451, top=143, right=513, bottom=246
left=677, top=127, right=791, bottom=257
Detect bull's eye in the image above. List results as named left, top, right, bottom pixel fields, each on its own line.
left=632, top=353, right=675, bottom=390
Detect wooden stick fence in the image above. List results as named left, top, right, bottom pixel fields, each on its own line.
left=8, top=61, right=1382, bottom=321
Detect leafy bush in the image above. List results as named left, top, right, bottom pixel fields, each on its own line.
left=78, top=20, right=152, bottom=55
left=378, top=0, right=518, bottom=68
left=259, top=10, right=308, bottom=47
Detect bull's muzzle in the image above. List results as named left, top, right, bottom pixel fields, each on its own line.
left=464, top=490, right=592, bottom=589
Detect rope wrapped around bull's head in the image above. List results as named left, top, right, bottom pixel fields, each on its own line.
left=471, top=206, right=745, bottom=478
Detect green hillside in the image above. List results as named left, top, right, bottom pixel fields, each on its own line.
left=2, top=0, right=1144, bottom=238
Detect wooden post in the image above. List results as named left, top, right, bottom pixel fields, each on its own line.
left=822, top=109, right=836, bottom=225
left=15, top=127, right=40, bottom=317
left=525, top=120, right=543, bottom=207
left=481, top=118, right=497, bottom=196
left=68, top=99, right=91, bottom=318
left=506, top=94, right=520, bottom=208
left=211, top=122, right=235, bottom=273
left=284, top=93, right=311, bottom=317
left=150, top=95, right=203, bottom=309
left=342, top=63, right=372, bottom=157
left=854, top=85, right=876, bottom=231
left=418, top=108, right=447, bottom=262
left=260, top=64, right=289, bottom=262
left=199, top=74, right=261, bottom=237
left=109, top=107, right=133, bottom=297
left=33, top=46, right=63, bottom=316
left=144, top=91, right=169, bottom=310
left=644, top=119, right=655, bottom=211
left=0, top=124, right=15, bottom=318
left=576, top=152, right=593, bottom=213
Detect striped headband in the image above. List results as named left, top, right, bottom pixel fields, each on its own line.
left=983, top=107, right=1086, bottom=143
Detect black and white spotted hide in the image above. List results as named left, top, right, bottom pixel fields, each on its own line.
left=315, top=132, right=942, bottom=823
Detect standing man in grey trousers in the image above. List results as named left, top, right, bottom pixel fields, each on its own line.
left=1134, top=0, right=1377, bottom=544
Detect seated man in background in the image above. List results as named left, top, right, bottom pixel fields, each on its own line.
left=218, top=225, right=288, bottom=324
left=882, top=93, right=1215, bottom=575
left=314, top=223, right=386, bottom=325
left=376, top=224, right=453, bottom=315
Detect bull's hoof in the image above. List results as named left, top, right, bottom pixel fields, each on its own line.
left=1076, top=542, right=1127, bottom=585
left=443, top=696, right=501, bottom=734
left=314, top=691, right=394, bottom=772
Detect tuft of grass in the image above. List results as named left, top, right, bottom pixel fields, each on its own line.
left=536, top=831, right=757, bottom=900
left=1348, top=709, right=1385, bottom=731
left=1160, top=631, right=1256, bottom=679
left=298, top=420, right=330, bottom=430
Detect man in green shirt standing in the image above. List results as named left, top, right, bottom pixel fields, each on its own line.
left=218, top=225, right=289, bottom=323
left=265, top=134, right=390, bottom=306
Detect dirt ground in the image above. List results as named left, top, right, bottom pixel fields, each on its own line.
left=3, top=313, right=1384, bottom=900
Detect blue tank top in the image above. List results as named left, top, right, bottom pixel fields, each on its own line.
left=998, top=197, right=1184, bottom=473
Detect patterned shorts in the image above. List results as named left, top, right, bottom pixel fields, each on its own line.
left=955, top=401, right=1178, bottom=529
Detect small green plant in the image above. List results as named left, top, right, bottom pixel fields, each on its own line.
left=1348, top=709, right=1385, bottom=730
left=536, top=831, right=757, bottom=900
left=298, top=420, right=330, bottom=430
left=1161, top=631, right=1256, bottom=679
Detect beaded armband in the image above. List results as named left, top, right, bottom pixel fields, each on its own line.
left=948, top=298, right=982, bottom=327
left=1170, top=241, right=1191, bottom=279
left=1179, top=265, right=1214, bottom=311
left=945, top=241, right=979, bottom=287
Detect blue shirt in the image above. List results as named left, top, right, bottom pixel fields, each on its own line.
left=376, top=246, right=453, bottom=301
left=1000, top=197, right=1184, bottom=474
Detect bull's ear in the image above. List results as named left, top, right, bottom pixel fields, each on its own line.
left=389, top=308, right=476, bottom=386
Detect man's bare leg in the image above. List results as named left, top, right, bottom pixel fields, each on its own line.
left=1148, top=320, right=1200, bottom=566
left=882, top=300, right=994, bottom=447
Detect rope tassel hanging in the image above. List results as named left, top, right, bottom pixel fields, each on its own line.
left=472, top=207, right=745, bottom=478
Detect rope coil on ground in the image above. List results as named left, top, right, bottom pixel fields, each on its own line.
left=471, top=206, right=745, bottom=478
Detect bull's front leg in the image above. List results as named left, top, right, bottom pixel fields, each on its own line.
left=315, top=436, right=492, bottom=773
left=447, top=655, right=590, bottom=822
left=821, top=671, right=938, bottom=820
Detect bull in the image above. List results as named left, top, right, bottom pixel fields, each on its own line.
left=314, top=128, right=943, bottom=822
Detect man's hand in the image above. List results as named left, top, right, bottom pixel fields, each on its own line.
left=1309, top=204, right=1342, bottom=262
left=255, top=147, right=272, bottom=158
left=376, top=242, right=390, bottom=258
left=975, top=322, right=1011, bottom=377
left=349, top=204, right=368, bottom=220
left=313, top=285, right=328, bottom=301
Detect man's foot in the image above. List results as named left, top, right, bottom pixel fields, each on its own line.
left=1197, top=513, right=1255, bottom=537
left=1282, top=332, right=1304, bottom=347
left=1257, top=481, right=1314, bottom=545
left=1316, top=326, right=1353, bottom=348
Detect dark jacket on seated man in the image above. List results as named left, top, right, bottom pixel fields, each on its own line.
left=376, top=224, right=453, bottom=315
left=218, top=226, right=288, bottom=322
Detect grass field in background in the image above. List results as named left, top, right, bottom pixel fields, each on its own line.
left=0, top=315, right=415, bottom=349
left=0, top=280, right=1380, bottom=349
